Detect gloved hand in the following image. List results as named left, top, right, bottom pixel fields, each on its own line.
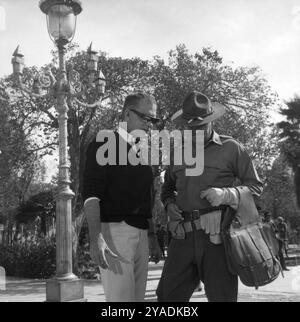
left=200, top=187, right=239, bottom=209
left=200, top=188, right=225, bottom=207
left=200, top=210, right=222, bottom=245
left=200, top=210, right=222, bottom=235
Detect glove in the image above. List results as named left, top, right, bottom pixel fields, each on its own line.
left=200, top=210, right=222, bottom=245
left=200, top=187, right=239, bottom=209
left=200, top=210, right=222, bottom=235
left=200, top=188, right=225, bottom=206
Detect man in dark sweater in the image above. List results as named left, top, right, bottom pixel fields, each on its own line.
left=83, top=93, right=161, bottom=302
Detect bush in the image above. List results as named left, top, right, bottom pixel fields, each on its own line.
left=0, top=237, right=56, bottom=279
left=0, top=236, right=100, bottom=280
left=77, top=242, right=100, bottom=280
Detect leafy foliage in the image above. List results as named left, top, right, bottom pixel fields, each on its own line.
left=1, top=44, right=281, bottom=245
left=261, top=155, right=299, bottom=226
left=278, top=98, right=300, bottom=207
left=0, top=233, right=99, bottom=279
left=0, top=97, right=47, bottom=226
left=15, top=190, right=55, bottom=236
left=151, top=45, right=279, bottom=178
left=76, top=242, right=100, bottom=280
left=0, top=237, right=56, bottom=279
left=0, top=43, right=290, bottom=278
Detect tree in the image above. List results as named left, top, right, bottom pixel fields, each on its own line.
left=2, top=44, right=155, bottom=265
left=261, top=155, right=299, bottom=228
left=0, top=80, right=50, bottom=243
left=278, top=97, right=300, bottom=207
left=2, top=44, right=280, bottom=261
left=151, top=45, right=279, bottom=179
left=15, top=190, right=55, bottom=237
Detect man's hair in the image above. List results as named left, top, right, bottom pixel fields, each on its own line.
left=122, top=92, right=156, bottom=119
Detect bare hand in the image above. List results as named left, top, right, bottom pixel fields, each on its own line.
left=200, top=188, right=225, bottom=207
left=167, top=203, right=183, bottom=221
left=90, top=233, right=118, bottom=269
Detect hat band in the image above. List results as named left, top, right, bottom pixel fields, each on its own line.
left=186, top=111, right=214, bottom=124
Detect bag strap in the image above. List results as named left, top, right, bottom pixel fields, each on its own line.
left=221, top=230, right=237, bottom=275
left=259, top=226, right=284, bottom=278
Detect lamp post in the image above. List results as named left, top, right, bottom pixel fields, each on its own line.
left=11, top=0, right=106, bottom=302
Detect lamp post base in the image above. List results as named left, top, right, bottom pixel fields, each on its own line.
left=46, top=278, right=86, bottom=302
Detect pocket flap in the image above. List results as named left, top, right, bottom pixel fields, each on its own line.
left=229, top=225, right=273, bottom=267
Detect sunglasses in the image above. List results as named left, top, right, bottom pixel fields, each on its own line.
left=130, top=109, right=159, bottom=124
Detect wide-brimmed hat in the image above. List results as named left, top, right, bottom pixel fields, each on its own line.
left=171, top=91, right=225, bottom=126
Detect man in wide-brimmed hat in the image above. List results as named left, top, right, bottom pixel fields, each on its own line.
left=157, top=91, right=263, bottom=302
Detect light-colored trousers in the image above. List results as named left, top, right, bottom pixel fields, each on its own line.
left=100, top=221, right=149, bottom=302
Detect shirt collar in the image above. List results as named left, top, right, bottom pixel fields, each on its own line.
left=208, top=131, right=223, bottom=146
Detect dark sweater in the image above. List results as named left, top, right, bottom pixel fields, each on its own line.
left=82, top=131, right=154, bottom=229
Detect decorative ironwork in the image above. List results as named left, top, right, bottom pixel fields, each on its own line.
left=11, top=44, right=106, bottom=108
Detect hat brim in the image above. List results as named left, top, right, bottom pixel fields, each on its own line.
left=171, top=102, right=225, bottom=127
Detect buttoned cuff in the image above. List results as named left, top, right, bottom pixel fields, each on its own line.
left=223, top=188, right=240, bottom=210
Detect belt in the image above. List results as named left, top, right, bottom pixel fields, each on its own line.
left=182, top=206, right=226, bottom=233
left=182, top=206, right=226, bottom=222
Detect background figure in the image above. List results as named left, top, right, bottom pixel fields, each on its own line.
left=263, top=211, right=277, bottom=232
left=167, top=230, right=172, bottom=247
left=156, top=225, right=166, bottom=259
left=276, top=217, right=289, bottom=271
left=297, top=227, right=300, bottom=244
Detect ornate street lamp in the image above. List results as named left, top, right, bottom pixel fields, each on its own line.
left=11, top=0, right=106, bottom=302
left=40, top=0, right=82, bottom=45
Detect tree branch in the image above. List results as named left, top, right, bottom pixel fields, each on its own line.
left=27, top=142, right=57, bottom=153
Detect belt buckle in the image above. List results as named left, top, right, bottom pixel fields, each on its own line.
left=191, top=210, right=200, bottom=221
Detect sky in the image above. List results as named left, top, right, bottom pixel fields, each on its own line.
left=0, top=0, right=300, bottom=101
left=0, top=0, right=300, bottom=180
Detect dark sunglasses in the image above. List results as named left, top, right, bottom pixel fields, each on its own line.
left=130, top=109, right=159, bottom=124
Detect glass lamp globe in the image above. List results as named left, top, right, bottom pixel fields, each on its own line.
left=39, top=0, right=82, bottom=44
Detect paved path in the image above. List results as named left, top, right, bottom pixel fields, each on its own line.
left=0, top=261, right=300, bottom=302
